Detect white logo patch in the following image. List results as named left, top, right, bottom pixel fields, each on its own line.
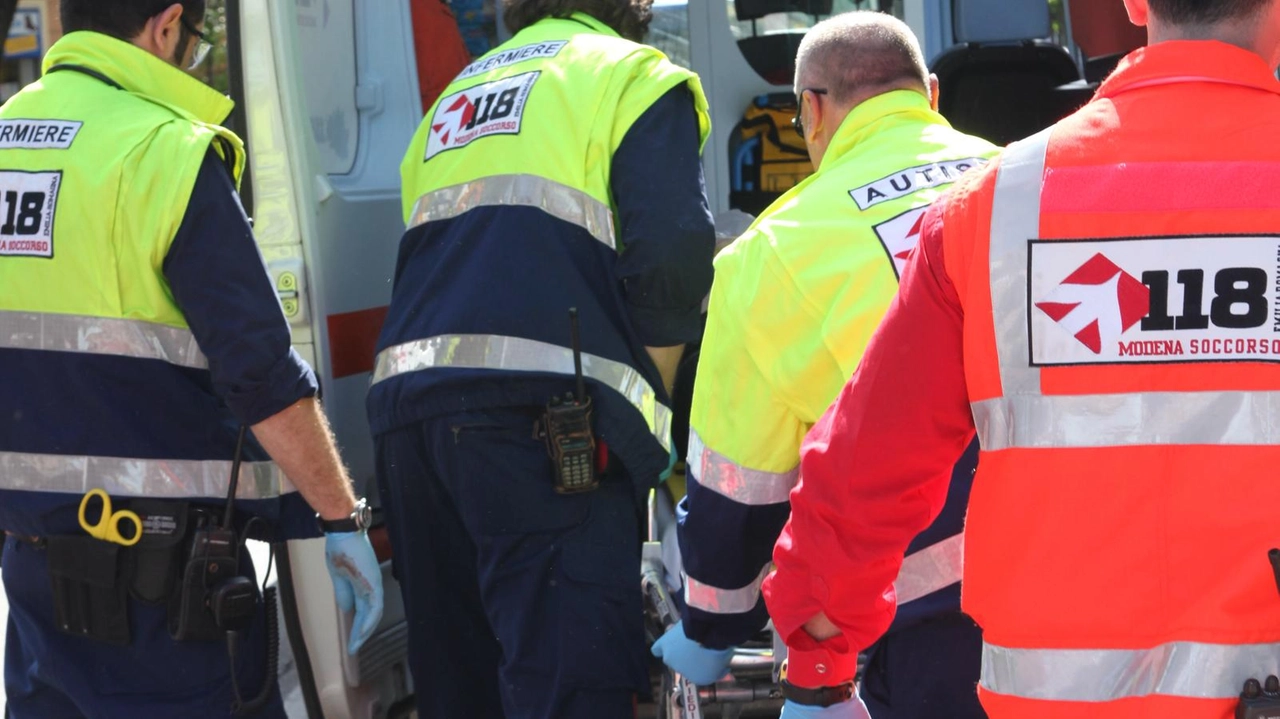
left=873, top=206, right=928, bottom=278
left=0, top=120, right=81, bottom=150
left=849, top=158, right=987, bottom=211
left=1029, top=235, right=1280, bottom=365
left=456, top=41, right=567, bottom=80
left=0, top=170, right=61, bottom=258
left=425, top=72, right=539, bottom=161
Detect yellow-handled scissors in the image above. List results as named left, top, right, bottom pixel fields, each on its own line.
left=78, top=489, right=142, bottom=547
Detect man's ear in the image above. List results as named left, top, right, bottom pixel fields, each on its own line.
left=136, top=3, right=186, bottom=61
left=928, top=74, right=940, bottom=111
left=1121, top=0, right=1149, bottom=27
left=805, top=90, right=823, bottom=141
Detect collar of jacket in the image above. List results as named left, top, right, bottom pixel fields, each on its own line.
left=1098, top=39, right=1280, bottom=100
left=42, top=31, right=234, bottom=127
left=817, top=89, right=946, bottom=173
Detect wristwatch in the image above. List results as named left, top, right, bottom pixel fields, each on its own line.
left=779, top=678, right=856, bottom=707
left=317, top=497, right=372, bottom=534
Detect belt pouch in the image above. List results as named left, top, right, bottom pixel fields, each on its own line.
left=46, top=535, right=131, bottom=646
left=129, top=500, right=189, bottom=604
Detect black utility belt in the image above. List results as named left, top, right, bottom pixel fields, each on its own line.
left=44, top=500, right=241, bottom=646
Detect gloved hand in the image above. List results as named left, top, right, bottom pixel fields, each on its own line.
left=779, top=696, right=873, bottom=719
left=650, top=620, right=735, bottom=685
left=324, top=531, right=385, bottom=655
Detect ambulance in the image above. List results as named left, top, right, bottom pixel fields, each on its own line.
left=0, top=0, right=1136, bottom=716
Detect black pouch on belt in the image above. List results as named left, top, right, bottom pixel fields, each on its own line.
left=45, top=534, right=131, bottom=646
left=128, top=500, right=189, bottom=604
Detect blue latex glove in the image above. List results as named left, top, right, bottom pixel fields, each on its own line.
left=650, top=620, right=735, bottom=685
left=324, top=531, right=385, bottom=655
left=779, top=696, right=873, bottom=719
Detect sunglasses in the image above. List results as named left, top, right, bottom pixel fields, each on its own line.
left=792, top=87, right=828, bottom=139
left=179, top=14, right=212, bottom=71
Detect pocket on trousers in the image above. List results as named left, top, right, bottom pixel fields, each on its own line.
left=447, top=414, right=590, bottom=536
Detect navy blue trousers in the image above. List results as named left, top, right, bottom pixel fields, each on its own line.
left=860, top=612, right=986, bottom=719
left=375, top=408, right=650, bottom=719
left=2, top=535, right=282, bottom=719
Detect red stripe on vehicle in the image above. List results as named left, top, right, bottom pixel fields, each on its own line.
left=327, top=306, right=389, bottom=379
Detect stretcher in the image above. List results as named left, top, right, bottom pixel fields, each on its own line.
left=642, top=487, right=785, bottom=718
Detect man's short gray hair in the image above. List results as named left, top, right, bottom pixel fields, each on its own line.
left=795, top=11, right=930, bottom=106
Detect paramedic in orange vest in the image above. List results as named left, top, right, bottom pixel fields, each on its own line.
left=763, top=0, right=1280, bottom=717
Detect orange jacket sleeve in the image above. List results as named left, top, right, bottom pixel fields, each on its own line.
left=762, top=201, right=977, bottom=689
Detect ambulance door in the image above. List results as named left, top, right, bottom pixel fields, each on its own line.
left=232, top=0, right=418, bottom=716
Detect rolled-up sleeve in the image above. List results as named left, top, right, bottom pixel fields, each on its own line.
left=163, top=151, right=318, bottom=425
left=611, top=84, right=715, bottom=346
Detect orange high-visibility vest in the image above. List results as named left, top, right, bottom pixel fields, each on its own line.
left=940, top=41, right=1280, bottom=719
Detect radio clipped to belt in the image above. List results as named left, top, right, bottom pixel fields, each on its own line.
left=537, top=308, right=602, bottom=494
left=46, top=426, right=278, bottom=715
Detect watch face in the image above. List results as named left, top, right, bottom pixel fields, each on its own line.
left=356, top=501, right=373, bottom=530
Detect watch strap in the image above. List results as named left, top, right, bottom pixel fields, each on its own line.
left=779, top=678, right=856, bottom=707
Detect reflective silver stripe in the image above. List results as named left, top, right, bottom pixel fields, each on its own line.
left=686, top=429, right=797, bottom=506
left=0, top=310, right=207, bottom=369
left=684, top=563, right=772, bottom=615
left=371, top=334, right=671, bottom=451
left=893, top=532, right=963, bottom=605
left=980, top=640, right=1280, bottom=701
left=408, top=174, right=616, bottom=249
left=987, top=129, right=1051, bottom=399
left=974, top=391, right=1280, bottom=450
left=0, top=451, right=295, bottom=500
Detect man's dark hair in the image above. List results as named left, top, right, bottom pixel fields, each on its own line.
left=503, top=0, right=654, bottom=42
left=61, top=0, right=205, bottom=40
left=1148, top=0, right=1268, bottom=23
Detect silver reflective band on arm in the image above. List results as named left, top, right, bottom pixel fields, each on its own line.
left=0, top=310, right=207, bottom=369
left=0, top=451, right=294, bottom=500
left=893, top=532, right=963, bottom=605
left=980, top=640, right=1280, bottom=701
left=687, top=429, right=797, bottom=506
left=684, top=563, right=772, bottom=615
left=974, top=391, right=1280, bottom=450
left=372, top=334, right=672, bottom=451
left=408, top=174, right=616, bottom=249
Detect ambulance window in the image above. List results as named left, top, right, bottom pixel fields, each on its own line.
left=191, top=0, right=253, bottom=216
left=649, top=0, right=693, bottom=69
left=294, top=0, right=360, bottom=175
left=729, top=0, right=900, bottom=84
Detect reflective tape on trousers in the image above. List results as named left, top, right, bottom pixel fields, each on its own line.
left=973, top=391, right=1280, bottom=450
left=0, top=310, right=207, bottom=369
left=684, top=563, right=772, bottom=615
left=408, top=174, right=616, bottom=249
left=893, top=532, right=963, bottom=605
left=687, top=429, right=797, bottom=506
left=0, top=451, right=295, bottom=500
left=371, top=334, right=671, bottom=451
left=980, top=640, right=1280, bottom=701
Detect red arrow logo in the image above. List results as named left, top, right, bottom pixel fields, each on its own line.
left=1035, top=253, right=1149, bottom=354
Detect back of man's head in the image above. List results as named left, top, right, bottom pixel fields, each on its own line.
left=794, top=11, right=929, bottom=109
left=1148, top=0, right=1268, bottom=24
left=502, top=0, right=654, bottom=42
left=62, top=0, right=205, bottom=40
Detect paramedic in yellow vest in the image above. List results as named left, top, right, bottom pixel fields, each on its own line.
left=369, top=0, right=715, bottom=716
left=651, top=12, right=996, bottom=718
left=0, top=3, right=383, bottom=717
